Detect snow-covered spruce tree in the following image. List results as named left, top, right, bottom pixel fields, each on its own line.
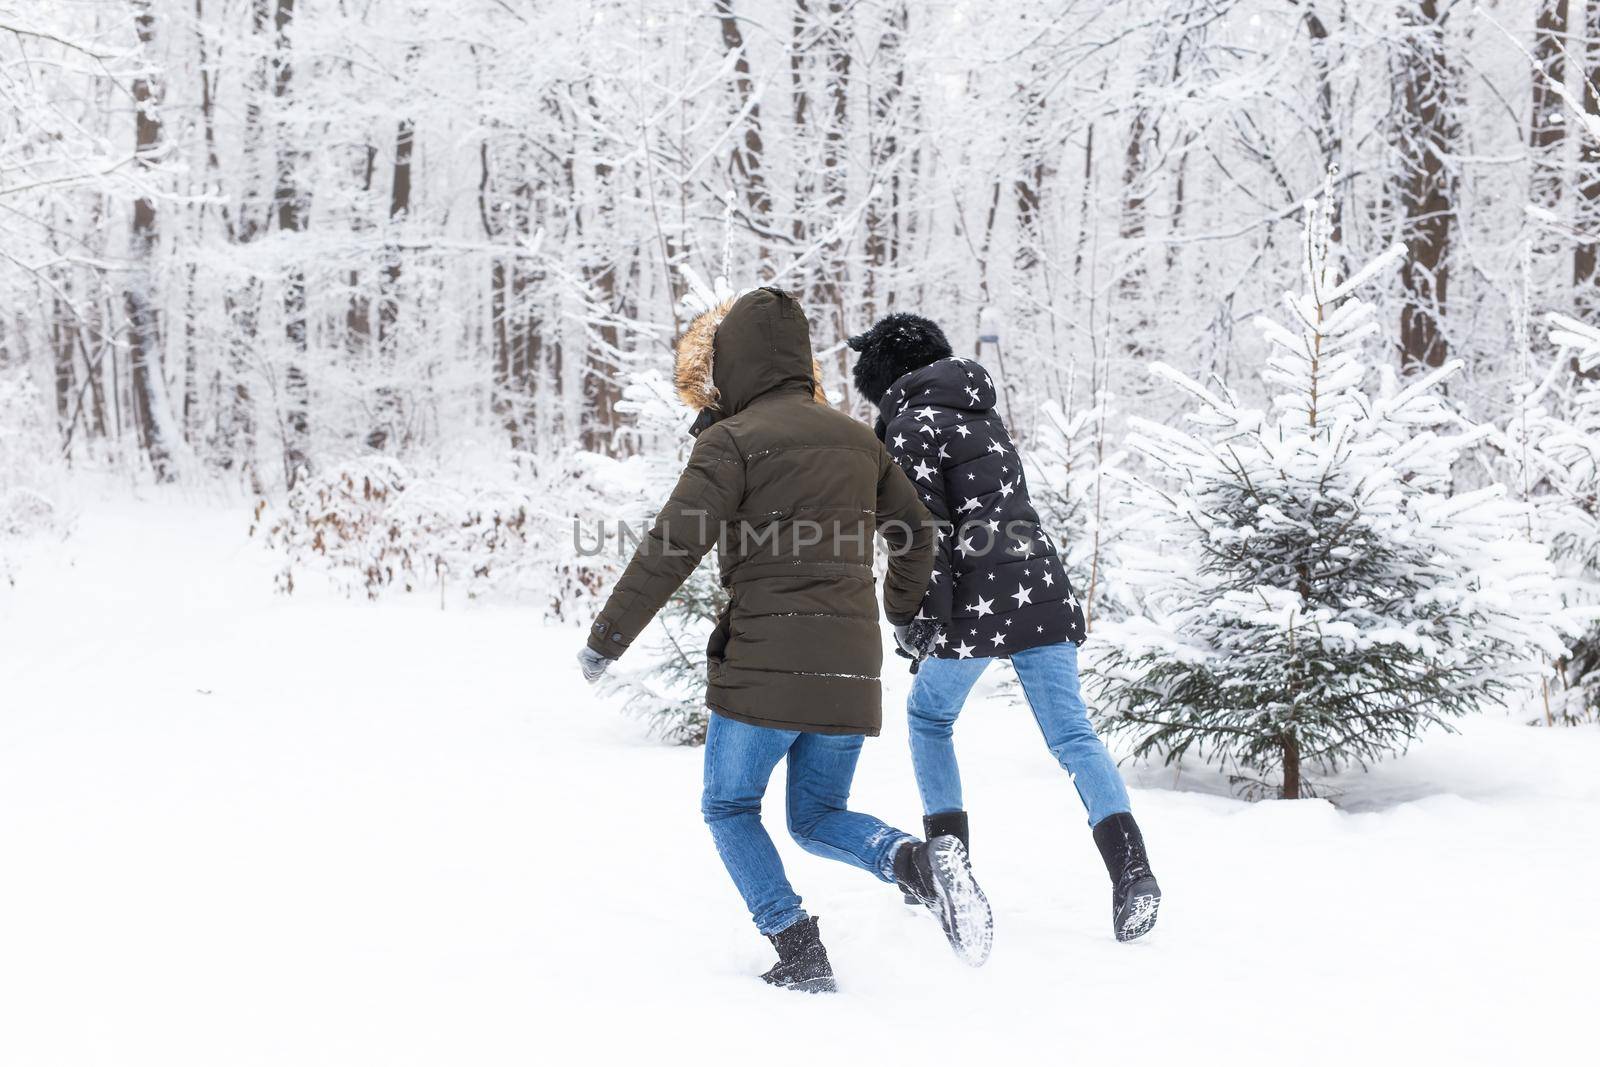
left=1501, top=315, right=1600, bottom=724
left=1028, top=392, right=1134, bottom=627
left=1089, top=188, right=1564, bottom=799
left=596, top=272, right=740, bottom=746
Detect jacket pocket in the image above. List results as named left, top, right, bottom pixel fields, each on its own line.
left=706, top=596, right=734, bottom=665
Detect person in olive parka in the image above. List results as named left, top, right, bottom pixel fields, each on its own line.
left=576, top=288, right=994, bottom=992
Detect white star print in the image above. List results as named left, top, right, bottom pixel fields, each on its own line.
left=1013, top=537, right=1034, bottom=555
left=935, top=630, right=948, bottom=648
left=990, top=632, right=1006, bottom=648
left=892, top=433, right=907, bottom=449
left=1012, top=584, right=1034, bottom=608
left=958, top=497, right=980, bottom=514
left=918, top=424, right=937, bottom=437
left=1042, top=571, right=1055, bottom=588
left=955, top=424, right=971, bottom=438
left=956, top=536, right=976, bottom=557
left=984, top=519, right=1000, bottom=534
left=998, top=479, right=1015, bottom=498
left=912, top=459, right=936, bottom=482
left=937, top=444, right=950, bottom=460
left=915, top=406, right=937, bottom=420
left=987, top=441, right=1006, bottom=457
left=953, top=641, right=976, bottom=659
left=970, top=595, right=995, bottom=618
left=930, top=569, right=941, bottom=581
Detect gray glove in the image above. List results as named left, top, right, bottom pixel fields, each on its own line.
left=894, top=619, right=942, bottom=662
left=577, top=646, right=613, bottom=684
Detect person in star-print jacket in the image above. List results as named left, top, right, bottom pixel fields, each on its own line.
left=874, top=350, right=1084, bottom=661
left=849, top=312, right=1163, bottom=944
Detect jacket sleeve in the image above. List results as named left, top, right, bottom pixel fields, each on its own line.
left=880, top=409, right=954, bottom=626
left=875, top=428, right=939, bottom=627
left=586, top=425, right=745, bottom=659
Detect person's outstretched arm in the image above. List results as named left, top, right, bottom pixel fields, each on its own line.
left=874, top=437, right=937, bottom=628
left=584, top=425, right=745, bottom=667
left=880, top=410, right=951, bottom=627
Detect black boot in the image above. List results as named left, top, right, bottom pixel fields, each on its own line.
left=760, top=916, right=837, bottom=994
left=924, top=811, right=970, bottom=853
left=1092, top=812, right=1161, bottom=942
left=894, top=836, right=993, bottom=966
left=904, top=812, right=970, bottom=904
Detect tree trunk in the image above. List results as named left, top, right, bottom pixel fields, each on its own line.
left=790, top=1, right=812, bottom=247
left=480, top=142, right=524, bottom=448
left=579, top=85, right=623, bottom=454
left=715, top=0, right=772, bottom=257
left=864, top=3, right=907, bottom=330
left=274, top=0, right=310, bottom=486
left=1280, top=732, right=1302, bottom=800
left=1576, top=1, right=1600, bottom=341
left=127, top=1, right=178, bottom=481
left=1394, top=1, right=1456, bottom=371
left=817, top=0, right=852, bottom=352
left=51, top=296, right=75, bottom=424
left=1118, top=41, right=1160, bottom=366
left=368, top=119, right=413, bottom=451
left=1531, top=1, right=1570, bottom=214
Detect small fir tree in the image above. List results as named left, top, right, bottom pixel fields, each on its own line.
left=1090, top=185, right=1564, bottom=798
left=1499, top=315, right=1600, bottom=724
left=596, top=271, right=742, bottom=746
left=1028, top=392, right=1133, bottom=627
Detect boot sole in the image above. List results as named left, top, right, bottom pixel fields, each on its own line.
left=787, top=976, right=839, bottom=994
left=762, top=973, right=838, bottom=994
left=1115, top=876, right=1161, bottom=942
left=927, top=836, right=994, bottom=967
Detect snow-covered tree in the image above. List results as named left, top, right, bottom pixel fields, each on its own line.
left=592, top=272, right=742, bottom=745
left=1027, top=393, right=1134, bottom=627
left=1498, top=315, right=1600, bottom=723
left=1089, top=186, right=1565, bottom=799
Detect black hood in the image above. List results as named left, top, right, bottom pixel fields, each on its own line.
left=874, top=358, right=997, bottom=438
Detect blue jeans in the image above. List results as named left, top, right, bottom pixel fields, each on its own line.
left=907, top=642, right=1132, bottom=827
left=701, top=713, right=913, bottom=935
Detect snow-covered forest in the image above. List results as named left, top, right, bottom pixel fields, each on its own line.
left=7, top=0, right=1599, bottom=740
left=3, top=2, right=1599, bottom=1060
left=7, top=0, right=1600, bottom=466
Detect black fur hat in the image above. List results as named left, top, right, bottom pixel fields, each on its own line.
left=848, top=312, right=954, bottom=405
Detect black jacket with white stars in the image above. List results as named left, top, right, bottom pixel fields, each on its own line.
left=875, top=357, right=1086, bottom=660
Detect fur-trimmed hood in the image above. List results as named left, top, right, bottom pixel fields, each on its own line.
left=674, top=288, right=827, bottom=419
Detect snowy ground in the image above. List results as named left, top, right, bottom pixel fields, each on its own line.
left=2, top=493, right=1596, bottom=1066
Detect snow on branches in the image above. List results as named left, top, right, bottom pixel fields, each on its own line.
left=1493, top=317, right=1600, bottom=724
left=591, top=362, right=727, bottom=746
left=1088, top=187, right=1566, bottom=799
left=250, top=458, right=541, bottom=605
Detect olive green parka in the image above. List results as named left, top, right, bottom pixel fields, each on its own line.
left=586, top=288, right=936, bottom=735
